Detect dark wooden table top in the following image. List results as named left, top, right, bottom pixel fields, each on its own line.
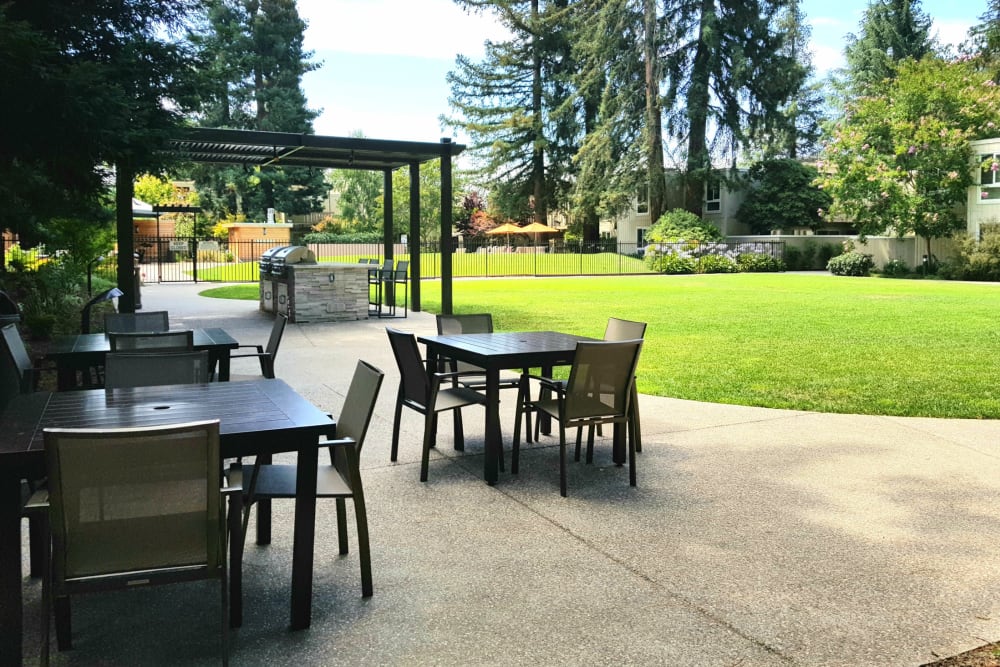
left=418, top=330, right=595, bottom=369
left=0, top=379, right=335, bottom=470
left=45, top=327, right=239, bottom=357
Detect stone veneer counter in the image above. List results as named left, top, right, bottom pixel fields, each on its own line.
left=261, top=262, right=370, bottom=323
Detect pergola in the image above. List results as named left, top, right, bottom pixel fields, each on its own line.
left=114, top=127, right=465, bottom=314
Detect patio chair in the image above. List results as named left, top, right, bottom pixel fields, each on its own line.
left=513, top=339, right=643, bottom=496
left=103, top=310, right=169, bottom=333
left=435, top=313, right=530, bottom=446
left=32, top=420, right=236, bottom=664
left=369, top=260, right=393, bottom=316
left=231, top=360, right=384, bottom=598
left=0, top=323, right=51, bottom=578
left=531, top=317, right=647, bottom=456
left=229, top=313, right=287, bottom=378
left=109, top=329, right=194, bottom=352
left=104, top=351, right=211, bottom=389
left=386, top=327, right=488, bottom=481
left=379, top=260, right=409, bottom=317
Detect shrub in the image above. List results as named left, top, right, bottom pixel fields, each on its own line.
left=816, top=243, right=841, bottom=267
left=648, top=209, right=723, bottom=243
left=302, top=231, right=383, bottom=244
left=783, top=246, right=803, bottom=270
left=881, top=259, right=910, bottom=277
left=801, top=241, right=817, bottom=269
left=696, top=254, right=737, bottom=273
left=737, top=252, right=786, bottom=272
left=827, top=251, right=874, bottom=276
left=646, top=251, right=696, bottom=274
left=940, top=232, right=1000, bottom=281
left=196, top=249, right=234, bottom=263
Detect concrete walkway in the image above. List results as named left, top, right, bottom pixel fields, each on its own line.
left=20, top=281, right=1000, bottom=666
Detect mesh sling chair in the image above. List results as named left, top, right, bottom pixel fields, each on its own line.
left=435, top=313, right=531, bottom=446
left=386, top=327, right=488, bottom=481
left=109, top=329, right=195, bottom=352
left=230, top=360, right=384, bottom=598
left=33, top=420, right=238, bottom=665
left=230, top=313, right=287, bottom=378
left=104, top=351, right=211, bottom=389
left=513, top=339, right=643, bottom=497
left=102, top=310, right=170, bottom=333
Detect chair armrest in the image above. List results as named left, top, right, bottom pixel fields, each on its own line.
left=230, top=350, right=268, bottom=359
left=221, top=481, right=242, bottom=496
left=320, top=436, right=357, bottom=448
left=235, top=344, right=265, bottom=353
left=24, top=488, right=49, bottom=511
left=527, top=375, right=566, bottom=393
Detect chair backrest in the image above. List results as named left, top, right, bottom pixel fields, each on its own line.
left=265, top=313, right=288, bottom=361
left=435, top=314, right=493, bottom=375
left=109, top=329, right=194, bottom=352
left=0, top=324, right=28, bottom=408
left=393, top=260, right=409, bottom=281
left=334, top=360, right=385, bottom=461
left=604, top=317, right=647, bottom=342
left=564, top=340, right=643, bottom=421
left=357, top=257, right=369, bottom=264
left=103, top=310, right=169, bottom=333
left=386, top=327, right=429, bottom=407
left=1, top=323, right=34, bottom=388
left=104, top=351, right=211, bottom=388
left=43, top=420, right=223, bottom=582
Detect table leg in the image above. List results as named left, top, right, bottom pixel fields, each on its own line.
left=0, top=472, right=23, bottom=666
left=56, top=362, right=76, bottom=391
left=217, top=351, right=231, bottom=382
left=484, top=368, right=501, bottom=485
left=290, top=438, right=318, bottom=630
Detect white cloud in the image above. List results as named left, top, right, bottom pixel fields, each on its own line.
left=297, top=0, right=509, bottom=60
left=932, top=18, right=974, bottom=49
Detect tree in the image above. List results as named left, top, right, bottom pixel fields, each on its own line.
left=328, top=168, right=383, bottom=234
left=819, top=56, right=1000, bottom=254
left=970, top=0, right=1000, bottom=81
left=662, top=0, right=807, bottom=216
left=189, top=0, right=326, bottom=221
left=390, top=162, right=466, bottom=241
left=843, top=0, right=933, bottom=96
left=736, top=159, right=831, bottom=233
left=0, top=0, right=202, bottom=246
left=445, top=1, right=576, bottom=225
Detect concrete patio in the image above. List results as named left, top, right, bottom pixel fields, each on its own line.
left=19, top=281, right=1000, bottom=666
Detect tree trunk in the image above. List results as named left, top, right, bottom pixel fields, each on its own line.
left=644, top=0, right=665, bottom=224
left=684, top=0, right=714, bottom=218
left=530, top=0, right=546, bottom=224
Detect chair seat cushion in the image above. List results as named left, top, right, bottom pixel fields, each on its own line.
left=436, top=385, right=488, bottom=411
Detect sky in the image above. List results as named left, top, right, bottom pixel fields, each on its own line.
left=296, top=0, right=983, bottom=144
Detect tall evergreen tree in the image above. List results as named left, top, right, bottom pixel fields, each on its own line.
left=0, top=0, right=201, bottom=243
left=190, top=0, right=326, bottom=222
left=768, top=0, right=825, bottom=159
left=843, top=0, right=934, bottom=96
left=444, top=0, right=575, bottom=224
left=662, top=0, right=806, bottom=216
left=970, top=0, right=1000, bottom=81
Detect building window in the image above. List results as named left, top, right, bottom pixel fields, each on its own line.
left=636, top=228, right=647, bottom=248
left=636, top=183, right=649, bottom=214
left=980, top=154, right=1000, bottom=203
left=705, top=178, right=721, bottom=213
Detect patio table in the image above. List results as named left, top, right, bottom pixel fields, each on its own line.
left=417, top=330, right=600, bottom=484
left=45, top=327, right=239, bottom=390
left=0, top=378, right=335, bottom=664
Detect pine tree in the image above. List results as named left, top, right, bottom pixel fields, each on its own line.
left=444, top=0, right=576, bottom=225
left=662, top=0, right=807, bottom=216
left=768, top=0, right=825, bottom=159
left=190, top=0, right=326, bottom=221
left=970, top=0, right=1000, bottom=81
left=843, top=0, right=934, bottom=96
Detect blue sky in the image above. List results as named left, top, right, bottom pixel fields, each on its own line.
left=297, top=0, right=982, bottom=144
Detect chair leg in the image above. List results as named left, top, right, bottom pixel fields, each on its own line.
left=347, top=448, right=373, bottom=597
left=28, top=513, right=46, bottom=578
left=512, top=380, right=526, bottom=475
left=574, top=427, right=583, bottom=462
left=228, top=488, right=244, bottom=628
left=420, top=410, right=435, bottom=482
left=39, top=518, right=51, bottom=666
left=630, top=383, right=642, bottom=453
left=586, top=426, right=596, bottom=464
left=629, top=422, right=637, bottom=487
left=559, top=425, right=568, bottom=498
left=390, top=396, right=403, bottom=462
left=335, top=498, right=349, bottom=555
left=54, top=595, right=71, bottom=651
left=451, top=409, right=464, bottom=451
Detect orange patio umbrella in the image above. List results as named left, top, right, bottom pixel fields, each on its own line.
left=486, top=221, right=523, bottom=247
left=519, top=221, right=558, bottom=245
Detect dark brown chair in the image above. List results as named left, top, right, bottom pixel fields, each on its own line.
left=386, top=327, right=487, bottom=481
left=231, top=360, right=384, bottom=598
left=435, top=313, right=530, bottom=446
left=104, top=351, right=211, bottom=389
left=514, top=339, right=643, bottom=496
left=102, top=310, right=169, bottom=333
left=109, top=329, right=194, bottom=352
left=230, top=313, right=287, bottom=378
left=33, top=420, right=237, bottom=664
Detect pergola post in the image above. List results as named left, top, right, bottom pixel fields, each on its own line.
left=115, top=160, right=137, bottom=313
left=409, top=162, right=421, bottom=312
left=440, top=138, right=454, bottom=315
left=383, top=168, right=393, bottom=262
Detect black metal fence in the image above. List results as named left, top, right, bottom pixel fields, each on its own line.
left=3, top=236, right=786, bottom=283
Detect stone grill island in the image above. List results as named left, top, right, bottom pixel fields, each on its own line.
left=261, top=262, right=370, bottom=323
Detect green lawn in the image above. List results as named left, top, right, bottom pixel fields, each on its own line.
left=201, top=274, right=1000, bottom=419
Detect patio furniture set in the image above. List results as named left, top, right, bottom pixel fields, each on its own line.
left=0, top=306, right=645, bottom=664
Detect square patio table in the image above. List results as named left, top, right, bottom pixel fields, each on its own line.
left=45, top=327, right=239, bottom=390
left=417, top=330, right=598, bottom=484
left=0, top=378, right=336, bottom=664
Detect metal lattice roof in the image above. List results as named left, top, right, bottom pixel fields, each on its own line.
left=168, top=127, right=465, bottom=171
